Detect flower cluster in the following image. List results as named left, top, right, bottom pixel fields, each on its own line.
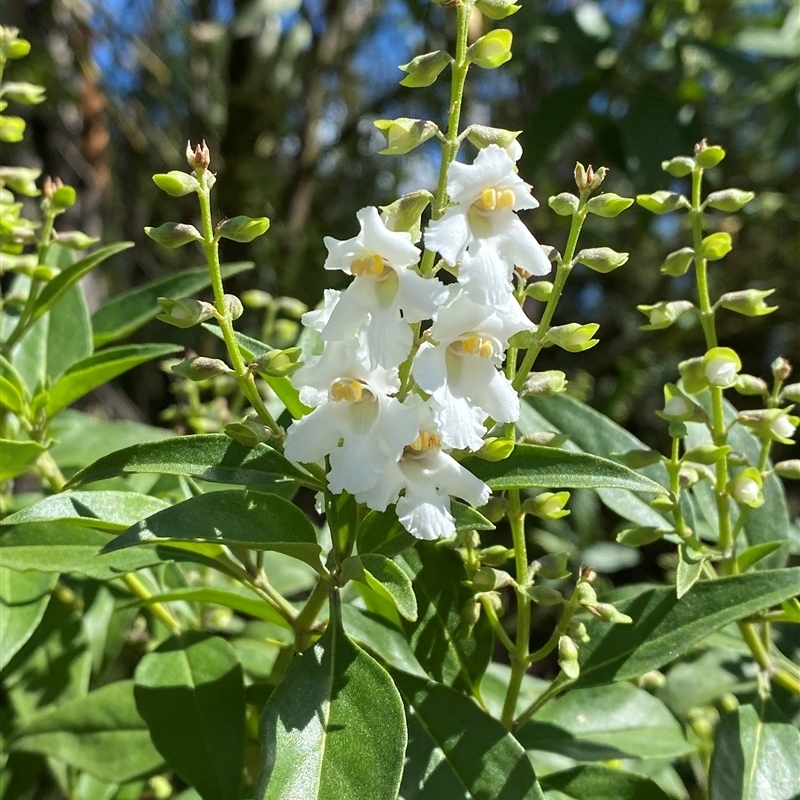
left=284, top=145, right=550, bottom=539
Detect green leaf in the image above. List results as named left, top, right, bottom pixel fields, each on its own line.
left=709, top=702, right=800, bottom=800
left=0, top=523, right=172, bottom=580
left=357, top=507, right=416, bottom=558
left=216, top=216, right=270, bottom=243
left=515, top=683, right=693, bottom=761
left=45, top=343, right=181, bottom=417
left=255, top=599, right=407, bottom=800
left=0, top=567, right=57, bottom=670
left=102, top=489, right=322, bottom=570
left=66, top=434, right=311, bottom=490
left=462, top=443, right=666, bottom=493
left=10, top=680, right=164, bottom=783
left=395, top=673, right=545, bottom=800
left=134, top=633, right=246, bottom=800
left=0, top=439, right=47, bottom=481
left=1, top=491, right=171, bottom=531
left=675, top=543, right=705, bottom=598
left=0, top=353, right=28, bottom=413
left=342, top=553, right=417, bottom=622
left=735, top=541, right=786, bottom=573
left=398, top=543, right=493, bottom=694
left=540, top=764, right=673, bottom=800
left=574, top=568, right=800, bottom=687
left=452, top=500, right=495, bottom=531
left=91, top=262, right=252, bottom=347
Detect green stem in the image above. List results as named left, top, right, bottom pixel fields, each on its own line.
left=511, top=673, right=572, bottom=731
left=479, top=593, right=516, bottom=655
left=294, top=577, right=330, bottom=651
left=123, top=572, right=182, bottom=635
left=526, top=585, right=582, bottom=664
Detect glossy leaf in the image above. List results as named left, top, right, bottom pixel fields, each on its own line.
left=45, top=344, right=181, bottom=417
left=515, top=682, right=693, bottom=761
left=675, top=543, right=705, bottom=599
left=575, top=568, right=800, bottom=687
left=91, top=262, right=253, bottom=347
left=357, top=507, right=416, bottom=558
left=10, top=680, right=163, bottom=783
left=342, top=553, right=418, bottom=621
left=463, top=444, right=666, bottom=494
left=66, top=434, right=311, bottom=490
left=0, top=353, right=28, bottom=413
left=134, top=633, right=246, bottom=800
left=0, top=439, right=46, bottom=482
left=709, top=702, right=800, bottom=800
left=396, top=673, right=545, bottom=800
left=103, top=489, right=322, bottom=569
left=255, top=599, right=406, bottom=800
left=0, top=567, right=57, bottom=670
left=2, top=491, right=171, bottom=531
left=540, top=765, right=673, bottom=800
left=735, top=541, right=785, bottom=573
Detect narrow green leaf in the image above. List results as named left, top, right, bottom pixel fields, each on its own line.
left=102, top=489, right=322, bottom=569
left=10, top=680, right=164, bottom=783
left=451, top=500, right=495, bottom=531
left=735, top=541, right=786, bottom=573
left=91, top=262, right=253, bottom=347
left=255, top=599, right=407, bottom=800
left=540, top=764, right=673, bottom=800
left=462, top=443, right=666, bottom=493
left=575, top=568, right=800, bottom=687
left=0, top=567, right=57, bottom=670
left=1, top=491, right=171, bottom=531
left=395, top=673, right=545, bottom=800
left=0, top=353, right=27, bottom=413
left=675, top=543, right=705, bottom=599
left=134, top=633, right=246, bottom=800
left=515, top=683, right=693, bottom=761
left=65, top=434, right=311, bottom=490
left=709, top=702, right=800, bottom=800
left=357, top=507, right=416, bottom=558
left=343, top=554, right=418, bottom=621
left=0, top=439, right=46, bottom=482
left=46, top=344, right=181, bottom=417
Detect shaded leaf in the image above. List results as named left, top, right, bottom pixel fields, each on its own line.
left=540, top=764, right=673, bottom=800
left=342, top=553, right=417, bottom=621
left=0, top=439, right=46, bottom=482
left=0, top=567, right=57, bottom=670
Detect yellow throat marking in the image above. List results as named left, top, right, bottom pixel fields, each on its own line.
left=407, top=431, right=441, bottom=452
left=475, top=187, right=515, bottom=213
left=454, top=334, right=495, bottom=359
left=351, top=253, right=387, bottom=277
left=330, top=379, right=366, bottom=403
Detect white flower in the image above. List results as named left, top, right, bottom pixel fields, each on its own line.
left=284, top=339, right=419, bottom=495
left=412, top=288, right=533, bottom=451
left=771, top=415, right=797, bottom=441
left=424, top=144, right=551, bottom=302
left=704, top=356, right=738, bottom=387
left=355, top=398, right=490, bottom=540
left=321, top=206, right=446, bottom=368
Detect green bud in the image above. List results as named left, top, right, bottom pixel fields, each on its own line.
left=152, top=171, right=200, bottom=197
left=30, top=265, right=60, bottom=281
left=380, top=190, right=433, bottom=234
left=521, top=431, right=569, bottom=448
left=548, top=192, right=579, bottom=216
left=458, top=599, right=482, bottom=640
left=678, top=356, right=709, bottom=395
left=251, top=347, right=303, bottom=378
left=398, top=50, right=452, bottom=87
left=772, top=357, right=792, bottom=383
left=477, top=437, right=515, bottom=462
left=705, top=188, right=754, bottom=212
left=694, top=143, right=725, bottom=169
left=523, top=491, right=571, bottom=520
left=614, top=449, right=663, bottom=468
left=223, top=294, right=244, bottom=320
left=0, top=254, right=38, bottom=274
left=526, top=281, right=553, bottom=302
left=523, top=585, right=565, bottom=606
left=575, top=582, right=598, bottom=607
left=1, top=81, right=45, bottom=105
left=479, top=496, right=509, bottom=524
left=475, top=0, right=521, bottom=20
left=558, top=636, right=580, bottom=680
left=574, top=163, right=588, bottom=191
left=733, top=374, right=768, bottom=397
left=468, top=29, right=513, bottom=69
left=0, top=115, right=25, bottom=142
left=585, top=193, right=633, bottom=218
left=172, top=355, right=233, bottom=381
left=774, top=460, right=800, bottom=480
left=699, top=232, right=732, bottom=261
left=480, top=545, right=514, bottom=567
left=544, top=323, right=600, bottom=352
left=660, top=247, right=694, bottom=277
left=507, top=329, right=536, bottom=349
left=0, top=166, right=41, bottom=196
left=156, top=296, right=216, bottom=328
left=588, top=602, right=632, bottom=624
left=224, top=420, right=272, bottom=446
left=567, top=621, right=590, bottom=643
left=464, top=125, right=522, bottom=155
left=530, top=552, right=570, bottom=581
left=217, top=215, right=270, bottom=243
left=780, top=383, right=800, bottom=404
left=661, top=156, right=695, bottom=177
left=637, top=300, right=694, bottom=330
left=587, top=166, right=607, bottom=192
left=467, top=566, right=513, bottom=592
left=683, top=443, right=731, bottom=465
left=374, top=117, right=439, bottom=156
left=651, top=496, right=676, bottom=512
left=703, top=347, right=741, bottom=387
left=616, top=526, right=668, bottom=547
left=0, top=28, right=32, bottom=60
left=241, top=289, right=273, bottom=309
left=186, top=140, right=211, bottom=171
left=719, top=288, right=776, bottom=317
left=636, top=190, right=686, bottom=214
left=54, top=230, right=100, bottom=250
left=737, top=408, right=798, bottom=445
left=146, top=222, right=204, bottom=249
left=520, top=370, right=568, bottom=397
left=50, top=184, right=77, bottom=210
left=728, top=467, right=763, bottom=508
left=658, top=383, right=702, bottom=422
left=276, top=297, right=308, bottom=319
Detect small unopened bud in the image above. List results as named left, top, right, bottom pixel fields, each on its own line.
left=774, top=460, right=800, bottom=480
left=659, top=384, right=698, bottom=421
left=146, top=222, right=204, bottom=249
left=616, top=526, right=667, bottom=547
left=699, top=232, right=732, bottom=261
left=576, top=247, right=629, bottom=273
left=706, top=188, right=754, bottom=212
left=770, top=414, right=798, bottom=443
left=558, top=636, right=580, bottom=680
left=172, top=355, right=232, bottom=381
left=474, top=0, right=521, bottom=21
left=678, top=356, right=709, bottom=395
left=478, top=496, right=509, bottom=524
left=728, top=467, right=763, bottom=508
left=733, top=374, right=768, bottom=397
left=575, top=582, right=598, bottom=607
left=468, top=30, right=513, bottom=69
left=153, top=171, right=200, bottom=197
left=637, top=300, right=694, bottom=330
left=156, top=297, right=216, bottom=328
left=636, top=190, right=686, bottom=214
left=374, top=118, right=439, bottom=155
left=660, top=247, right=694, bottom=277
left=614, top=449, right=663, bottom=468
left=651, top=496, right=676, bottom=512
left=586, top=166, right=608, bottom=191
left=224, top=419, right=273, bottom=446
left=42, top=175, right=63, bottom=199
left=507, top=329, right=536, bottom=348
left=693, top=142, right=725, bottom=169
left=661, top=156, right=695, bottom=177
left=186, top=139, right=211, bottom=171
left=567, top=621, right=590, bottom=643
left=466, top=566, right=513, bottom=592
left=737, top=409, right=799, bottom=444
left=464, top=125, right=522, bottom=157
left=241, top=290, right=274, bottom=309
left=217, top=215, right=270, bottom=243
left=251, top=347, right=303, bottom=378
left=548, top=192, right=580, bottom=216
left=781, top=383, right=800, bottom=403
left=381, top=190, right=433, bottom=234
left=523, top=585, right=565, bottom=606
left=683, top=444, right=731, bottom=465
left=574, top=162, right=589, bottom=192
left=585, top=193, right=633, bottom=218
left=530, top=552, right=570, bottom=580
left=679, top=466, right=701, bottom=488
left=523, top=491, right=570, bottom=520
left=772, top=357, right=792, bottom=383
left=638, top=670, right=667, bottom=690
left=149, top=776, right=173, bottom=800
left=580, top=566, right=597, bottom=584
left=520, top=370, right=568, bottom=397
left=703, top=347, right=741, bottom=388
left=480, top=545, right=514, bottom=567
left=54, top=230, right=100, bottom=250
left=544, top=323, right=600, bottom=353
left=521, top=431, right=569, bottom=448
left=477, top=437, right=515, bottom=462
left=526, top=281, right=554, bottom=302
left=458, top=598, right=481, bottom=640
left=223, top=294, right=244, bottom=320
left=588, top=602, right=633, bottom=624
left=399, top=50, right=452, bottom=87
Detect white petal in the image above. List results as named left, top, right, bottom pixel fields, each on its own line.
left=496, top=217, right=551, bottom=276
left=413, top=342, right=448, bottom=394
left=357, top=206, right=420, bottom=268
left=355, top=461, right=405, bottom=512
left=329, top=435, right=388, bottom=495
left=423, top=450, right=490, bottom=508
left=430, top=390, right=487, bottom=451
left=425, top=212, right=471, bottom=265
left=362, top=311, right=413, bottom=369
left=395, top=271, right=448, bottom=323
left=461, top=361, right=520, bottom=423
left=322, top=280, right=372, bottom=342
left=376, top=396, right=422, bottom=456
left=301, top=289, right=340, bottom=332
left=323, top=235, right=359, bottom=275
left=459, top=242, right=514, bottom=305
left=396, top=484, right=455, bottom=540
left=283, top=403, right=346, bottom=464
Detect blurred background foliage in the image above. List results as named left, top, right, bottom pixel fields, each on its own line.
left=2, top=0, right=798, bottom=458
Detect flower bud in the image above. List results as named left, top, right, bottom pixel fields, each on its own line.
left=651, top=496, right=676, bottom=512
left=728, top=467, right=763, bottom=508
left=637, top=300, right=694, bottom=330
left=172, top=355, right=232, bottom=381
left=475, top=0, right=521, bottom=20
left=49, top=183, right=77, bottom=210
left=544, top=323, right=599, bottom=353
left=770, top=414, right=798, bottom=443
left=1, top=254, right=38, bottom=274
left=659, top=384, right=699, bottom=421
left=523, top=491, right=570, bottom=520
left=223, top=294, right=244, bottom=320
left=153, top=171, right=200, bottom=197
left=480, top=545, right=514, bottom=566
left=678, top=356, right=709, bottom=395
left=733, top=374, right=768, bottom=397
left=614, top=448, right=663, bottom=468
left=575, top=581, right=598, bottom=607
left=661, top=156, right=695, bottom=177
left=458, top=599, right=482, bottom=640
left=638, top=670, right=667, bottom=690
left=588, top=602, right=633, bottom=624
left=2, top=81, right=44, bottom=106
left=585, top=193, right=633, bottom=218
left=683, top=443, right=731, bottom=465
left=477, top=437, right=515, bottom=462
left=699, top=232, right=732, bottom=261
left=466, top=566, right=513, bottom=592
left=567, top=621, right=590, bottom=643
left=520, top=370, right=568, bottom=397
left=574, top=163, right=589, bottom=192
left=737, top=408, right=799, bottom=444
left=616, top=526, right=668, bottom=547
left=30, top=265, right=60, bottom=281
left=468, top=29, right=513, bottom=69
left=156, top=297, right=216, bottom=328
left=0, top=165, right=41, bottom=196
left=0, top=115, right=25, bottom=142
left=548, top=192, right=579, bottom=216
left=217, top=215, right=270, bottom=243
left=186, top=140, right=211, bottom=171
left=679, top=466, right=702, bottom=488
left=251, top=347, right=303, bottom=378
left=146, top=222, right=204, bottom=249
left=521, top=431, right=569, bottom=448
left=558, top=636, right=580, bottom=680
left=660, top=247, right=694, bottom=277
left=774, top=460, right=800, bottom=480
left=224, top=419, right=273, bottom=446
left=576, top=247, right=628, bottom=273
left=464, top=125, right=522, bottom=157
left=780, top=383, right=800, bottom=403
left=586, top=166, right=607, bottom=191
left=706, top=188, right=754, bottom=212
left=398, top=50, right=452, bottom=87
left=241, top=290, right=274, bottom=309
left=54, top=230, right=100, bottom=250
left=374, top=117, right=439, bottom=155
left=380, top=190, right=433, bottom=233
left=636, top=190, right=686, bottom=214
left=0, top=27, right=32, bottom=60
left=526, top=281, right=554, bottom=302
left=507, top=329, right=536, bottom=348
left=703, top=347, right=741, bottom=388
left=694, top=142, right=725, bottom=169
left=772, top=357, right=792, bottom=383
left=523, top=585, right=565, bottom=606
left=530, top=552, right=570, bottom=580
